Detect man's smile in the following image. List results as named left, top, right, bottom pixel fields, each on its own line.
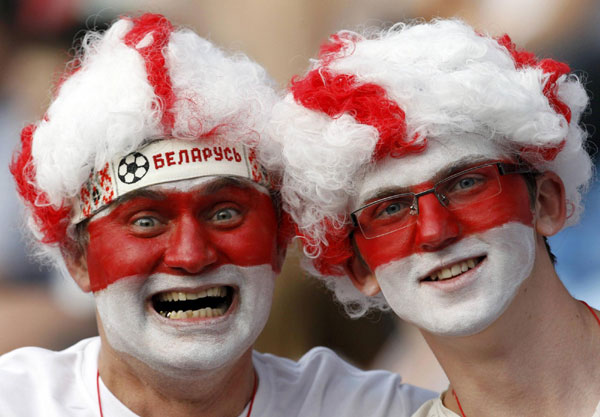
left=151, top=285, right=236, bottom=320
left=421, top=256, right=485, bottom=283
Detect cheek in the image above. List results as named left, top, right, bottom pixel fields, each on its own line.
left=208, top=193, right=280, bottom=271
left=456, top=174, right=534, bottom=234
left=355, top=176, right=534, bottom=269
left=86, top=221, right=166, bottom=291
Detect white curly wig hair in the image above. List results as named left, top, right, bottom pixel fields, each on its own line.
left=263, top=19, right=593, bottom=318
left=11, top=13, right=278, bottom=277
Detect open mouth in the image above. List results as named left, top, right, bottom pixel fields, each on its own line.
left=421, top=256, right=485, bottom=282
left=151, top=286, right=235, bottom=319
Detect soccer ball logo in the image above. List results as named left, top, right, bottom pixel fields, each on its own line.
left=118, top=152, right=149, bottom=184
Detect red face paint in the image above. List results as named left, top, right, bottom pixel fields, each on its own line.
left=354, top=168, right=534, bottom=270
left=85, top=180, right=279, bottom=291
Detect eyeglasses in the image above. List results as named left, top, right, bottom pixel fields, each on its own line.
left=351, top=162, right=533, bottom=239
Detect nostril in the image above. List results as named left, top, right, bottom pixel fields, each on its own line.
left=421, top=235, right=459, bottom=252
left=164, top=245, right=218, bottom=274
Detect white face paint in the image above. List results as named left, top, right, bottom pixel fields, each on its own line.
left=94, top=264, right=275, bottom=377
left=374, top=223, right=535, bottom=336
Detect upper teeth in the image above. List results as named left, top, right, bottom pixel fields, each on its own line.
left=429, top=258, right=477, bottom=281
left=158, top=287, right=227, bottom=302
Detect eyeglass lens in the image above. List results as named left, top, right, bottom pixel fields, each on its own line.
left=355, top=164, right=503, bottom=239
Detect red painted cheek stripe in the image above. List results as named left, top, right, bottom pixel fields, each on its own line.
left=355, top=175, right=534, bottom=269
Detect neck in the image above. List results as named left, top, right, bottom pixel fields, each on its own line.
left=422, top=249, right=600, bottom=417
left=97, top=335, right=256, bottom=417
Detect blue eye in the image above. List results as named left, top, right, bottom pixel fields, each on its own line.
left=212, top=208, right=240, bottom=223
left=384, top=203, right=403, bottom=216
left=375, top=198, right=411, bottom=219
left=133, top=217, right=157, bottom=228
left=448, top=175, right=486, bottom=193
left=457, top=178, right=477, bottom=189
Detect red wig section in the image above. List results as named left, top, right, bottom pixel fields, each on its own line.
left=297, top=219, right=353, bottom=277
left=123, top=13, right=176, bottom=131
left=10, top=124, right=71, bottom=244
left=291, top=32, right=425, bottom=276
left=291, top=69, right=424, bottom=161
left=497, top=34, right=571, bottom=161
left=317, top=32, right=362, bottom=65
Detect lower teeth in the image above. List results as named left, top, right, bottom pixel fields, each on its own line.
left=160, top=307, right=226, bottom=319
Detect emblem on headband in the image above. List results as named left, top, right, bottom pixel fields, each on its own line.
left=118, top=152, right=150, bottom=184
left=73, top=139, right=270, bottom=224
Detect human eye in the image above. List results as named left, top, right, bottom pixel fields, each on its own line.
left=376, top=200, right=409, bottom=218
left=455, top=176, right=482, bottom=190
left=130, top=215, right=165, bottom=236
left=365, top=196, right=412, bottom=224
left=133, top=217, right=158, bottom=228
left=446, top=173, right=487, bottom=194
left=210, top=207, right=242, bottom=225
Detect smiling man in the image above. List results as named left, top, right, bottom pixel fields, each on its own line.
left=269, top=19, right=600, bottom=417
left=0, top=14, right=434, bottom=417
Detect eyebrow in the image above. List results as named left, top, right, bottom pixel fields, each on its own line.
left=199, top=177, right=252, bottom=195
left=358, top=154, right=491, bottom=205
left=87, top=188, right=167, bottom=220
left=111, top=189, right=167, bottom=206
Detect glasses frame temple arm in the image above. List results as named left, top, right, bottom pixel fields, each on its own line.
left=496, top=162, right=536, bottom=176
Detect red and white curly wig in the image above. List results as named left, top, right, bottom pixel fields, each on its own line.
left=264, top=19, right=592, bottom=317
left=11, top=13, right=279, bottom=272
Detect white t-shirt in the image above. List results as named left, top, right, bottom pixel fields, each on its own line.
left=0, top=337, right=435, bottom=416
left=412, top=393, right=600, bottom=417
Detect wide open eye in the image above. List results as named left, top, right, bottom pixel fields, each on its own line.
left=133, top=217, right=158, bottom=228
left=211, top=207, right=242, bottom=225
left=129, top=215, right=166, bottom=237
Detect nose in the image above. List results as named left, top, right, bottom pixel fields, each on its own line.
left=414, top=192, right=461, bottom=252
left=163, top=214, right=218, bottom=274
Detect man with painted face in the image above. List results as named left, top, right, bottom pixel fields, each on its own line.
left=0, top=14, right=435, bottom=417
left=268, top=19, right=600, bottom=417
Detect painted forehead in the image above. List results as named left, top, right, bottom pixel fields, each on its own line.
left=356, top=133, right=508, bottom=207
left=148, top=175, right=271, bottom=196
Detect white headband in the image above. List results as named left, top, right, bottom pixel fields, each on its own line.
left=72, top=139, right=270, bottom=224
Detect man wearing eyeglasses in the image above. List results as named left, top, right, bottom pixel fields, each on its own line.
left=268, top=19, right=600, bottom=417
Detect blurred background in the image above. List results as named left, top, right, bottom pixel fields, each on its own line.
left=0, top=0, right=598, bottom=393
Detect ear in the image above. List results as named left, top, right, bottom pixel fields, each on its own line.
left=62, top=249, right=92, bottom=293
left=343, top=254, right=381, bottom=296
left=533, top=171, right=566, bottom=237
